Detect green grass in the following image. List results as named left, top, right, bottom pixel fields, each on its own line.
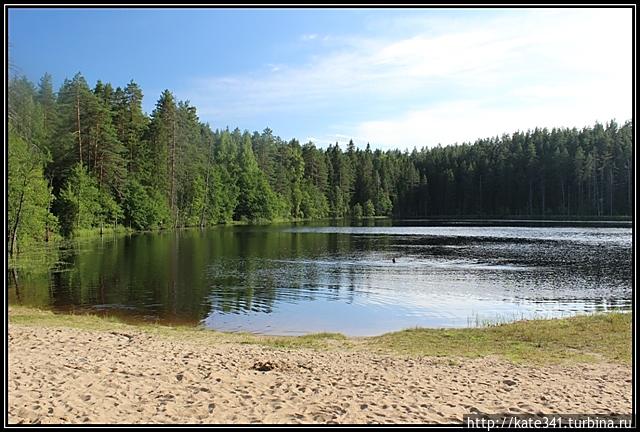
left=8, top=306, right=351, bottom=351
left=366, top=312, right=632, bottom=364
left=71, top=225, right=134, bottom=238
left=8, top=226, right=133, bottom=272
left=8, top=306, right=630, bottom=365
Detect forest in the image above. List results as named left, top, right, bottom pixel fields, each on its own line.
left=8, top=73, right=633, bottom=256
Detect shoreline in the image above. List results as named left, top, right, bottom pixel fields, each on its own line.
left=8, top=216, right=630, bottom=268
left=8, top=307, right=632, bottom=424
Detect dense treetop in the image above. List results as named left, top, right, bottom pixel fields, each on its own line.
left=8, top=73, right=633, bottom=255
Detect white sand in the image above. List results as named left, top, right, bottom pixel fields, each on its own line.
left=8, top=324, right=631, bottom=424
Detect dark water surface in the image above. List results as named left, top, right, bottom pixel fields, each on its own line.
left=8, top=220, right=632, bottom=336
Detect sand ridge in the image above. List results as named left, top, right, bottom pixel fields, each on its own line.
left=8, top=324, right=632, bottom=424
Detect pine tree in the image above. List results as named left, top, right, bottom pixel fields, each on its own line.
left=147, top=90, right=178, bottom=225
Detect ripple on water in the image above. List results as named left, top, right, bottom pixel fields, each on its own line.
left=9, top=224, right=632, bottom=335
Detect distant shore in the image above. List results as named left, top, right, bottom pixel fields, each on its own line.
left=391, top=217, right=632, bottom=228
left=8, top=216, right=630, bottom=273
left=8, top=307, right=632, bottom=424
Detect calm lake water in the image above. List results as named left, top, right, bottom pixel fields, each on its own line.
left=8, top=220, right=632, bottom=336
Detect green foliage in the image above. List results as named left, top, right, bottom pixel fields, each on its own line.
left=408, top=122, right=632, bottom=217
left=270, top=192, right=293, bottom=220
left=8, top=76, right=58, bottom=255
left=300, top=181, right=330, bottom=219
left=122, top=179, right=168, bottom=230
left=123, top=179, right=150, bottom=230
left=282, top=140, right=305, bottom=218
left=9, top=76, right=45, bottom=148
left=352, top=203, right=363, bottom=219
left=181, top=173, right=206, bottom=227
left=8, top=134, right=57, bottom=254
left=57, top=164, right=103, bottom=235
left=99, top=190, right=124, bottom=225
left=215, top=165, right=241, bottom=224
left=8, top=72, right=633, bottom=253
left=326, top=144, right=354, bottom=218
left=235, top=134, right=279, bottom=221
left=376, top=191, right=393, bottom=216
left=364, top=199, right=375, bottom=217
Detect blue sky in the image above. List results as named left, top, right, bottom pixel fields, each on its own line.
left=8, top=7, right=632, bottom=150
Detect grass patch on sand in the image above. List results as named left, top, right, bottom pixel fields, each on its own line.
left=8, top=306, right=351, bottom=351
left=8, top=306, right=630, bottom=365
left=366, top=312, right=631, bottom=364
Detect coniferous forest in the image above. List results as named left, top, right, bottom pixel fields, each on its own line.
left=8, top=73, right=633, bottom=256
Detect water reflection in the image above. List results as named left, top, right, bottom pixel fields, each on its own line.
left=8, top=221, right=632, bottom=336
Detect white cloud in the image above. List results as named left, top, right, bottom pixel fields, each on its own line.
left=354, top=84, right=630, bottom=149
left=184, top=8, right=631, bottom=149
left=349, top=9, right=632, bottom=149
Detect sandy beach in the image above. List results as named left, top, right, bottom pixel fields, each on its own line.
left=8, top=323, right=632, bottom=424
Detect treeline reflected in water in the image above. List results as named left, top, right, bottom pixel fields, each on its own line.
left=8, top=221, right=632, bottom=334
left=9, top=223, right=393, bottom=325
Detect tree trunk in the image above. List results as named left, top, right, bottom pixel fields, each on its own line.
left=11, top=268, right=21, bottom=302
left=478, top=175, right=483, bottom=215
left=200, top=147, right=212, bottom=229
left=600, top=166, right=605, bottom=216
left=76, top=87, right=83, bottom=165
left=592, top=167, right=597, bottom=215
left=87, top=135, right=91, bottom=171
left=528, top=180, right=533, bottom=216
left=609, top=169, right=613, bottom=216
left=129, top=129, right=134, bottom=173
left=560, top=180, right=565, bottom=215
left=94, top=126, right=100, bottom=175
left=10, top=226, right=19, bottom=257
left=578, top=180, right=583, bottom=214
left=99, top=157, right=104, bottom=189
left=170, top=117, right=177, bottom=227
left=541, top=176, right=546, bottom=216
left=628, top=161, right=632, bottom=215
left=9, top=177, right=29, bottom=257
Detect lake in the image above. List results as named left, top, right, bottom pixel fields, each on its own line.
left=8, top=220, right=632, bottom=336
